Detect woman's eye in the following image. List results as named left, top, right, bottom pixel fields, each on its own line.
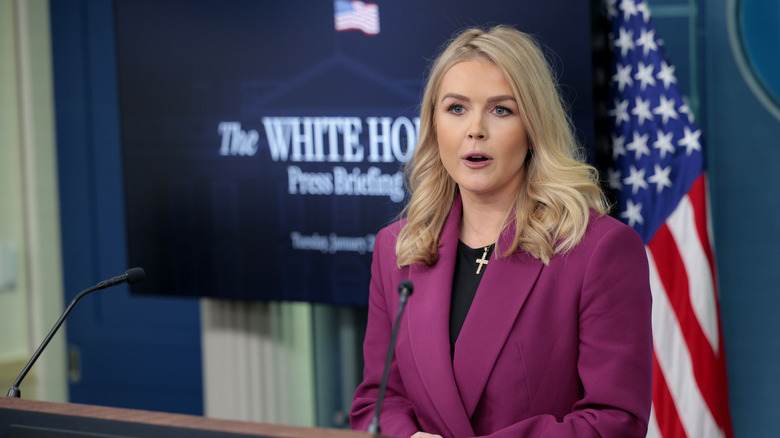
left=447, top=104, right=465, bottom=114
left=494, top=106, right=513, bottom=116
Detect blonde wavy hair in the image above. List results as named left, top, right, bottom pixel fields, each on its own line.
left=395, top=25, right=608, bottom=267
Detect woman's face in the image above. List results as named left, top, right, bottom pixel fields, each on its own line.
left=435, top=57, right=530, bottom=205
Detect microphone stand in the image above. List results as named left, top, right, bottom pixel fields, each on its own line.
left=7, top=284, right=101, bottom=397
left=368, top=280, right=413, bottom=435
left=6, top=268, right=145, bottom=398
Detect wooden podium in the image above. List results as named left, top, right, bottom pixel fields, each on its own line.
left=0, top=397, right=379, bottom=438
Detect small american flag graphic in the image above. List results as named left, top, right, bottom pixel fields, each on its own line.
left=605, top=0, right=734, bottom=437
left=334, top=0, right=380, bottom=36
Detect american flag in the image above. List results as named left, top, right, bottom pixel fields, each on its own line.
left=334, top=0, right=380, bottom=36
left=605, top=0, right=734, bottom=437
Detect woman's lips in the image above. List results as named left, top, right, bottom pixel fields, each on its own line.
left=462, top=152, right=493, bottom=168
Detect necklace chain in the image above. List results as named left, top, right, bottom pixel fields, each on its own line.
left=463, top=216, right=497, bottom=249
left=464, top=217, right=496, bottom=275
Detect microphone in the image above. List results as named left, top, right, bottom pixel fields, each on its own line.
left=6, top=267, right=146, bottom=398
left=96, top=267, right=145, bottom=289
left=368, top=279, right=414, bottom=435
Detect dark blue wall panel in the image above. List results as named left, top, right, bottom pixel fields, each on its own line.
left=706, top=0, right=780, bottom=435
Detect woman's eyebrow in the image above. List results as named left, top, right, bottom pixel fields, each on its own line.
left=440, top=92, right=469, bottom=103
left=439, top=93, right=516, bottom=104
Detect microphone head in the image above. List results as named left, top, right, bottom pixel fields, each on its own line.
left=398, top=279, right=413, bottom=296
left=125, top=267, right=146, bottom=284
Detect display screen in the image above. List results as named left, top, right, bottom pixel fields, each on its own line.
left=116, top=0, right=593, bottom=304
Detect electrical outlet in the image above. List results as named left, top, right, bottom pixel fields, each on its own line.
left=0, top=243, right=18, bottom=293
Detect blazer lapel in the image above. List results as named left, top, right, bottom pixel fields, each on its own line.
left=451, top=226, right=545, bottom=418
left=405, top=197, right=475, bottom=438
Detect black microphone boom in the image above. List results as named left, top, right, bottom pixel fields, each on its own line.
left=367, top=279, right=414, bottom=435
left=5, top=267, right=146, bottom=398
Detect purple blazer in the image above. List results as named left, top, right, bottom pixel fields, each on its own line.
left=351, top=196, right=652, bottom=438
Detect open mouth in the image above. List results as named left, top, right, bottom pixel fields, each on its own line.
left=466, top=155, right=489, bottom=162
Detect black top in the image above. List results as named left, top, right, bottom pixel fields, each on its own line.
left=449, top=240, right=494, bottom=360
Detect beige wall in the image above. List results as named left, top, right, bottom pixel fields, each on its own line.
left=0, top=0, right=66, bottom=402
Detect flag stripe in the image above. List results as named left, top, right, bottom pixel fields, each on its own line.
left=335, top=16, right=379, bottom=29
left=646, top=249, right=723, bottom=438
left=688, top=176, right=719, bottom=293
left=651, top=352, right=687, bottom=438
left=665, top=191, right=719, bottom=352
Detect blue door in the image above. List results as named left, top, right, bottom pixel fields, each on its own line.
left=50, top=0, right=203, bottom=415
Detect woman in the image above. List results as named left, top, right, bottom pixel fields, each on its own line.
left=351, top=25, right=652, bottom=438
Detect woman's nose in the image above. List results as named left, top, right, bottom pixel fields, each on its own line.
left=467, top=116, right=487, bottom=140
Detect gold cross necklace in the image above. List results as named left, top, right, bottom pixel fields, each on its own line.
left=464, top=218, right=495, bottom=275
left=475, top=246, right=491, bottom=275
